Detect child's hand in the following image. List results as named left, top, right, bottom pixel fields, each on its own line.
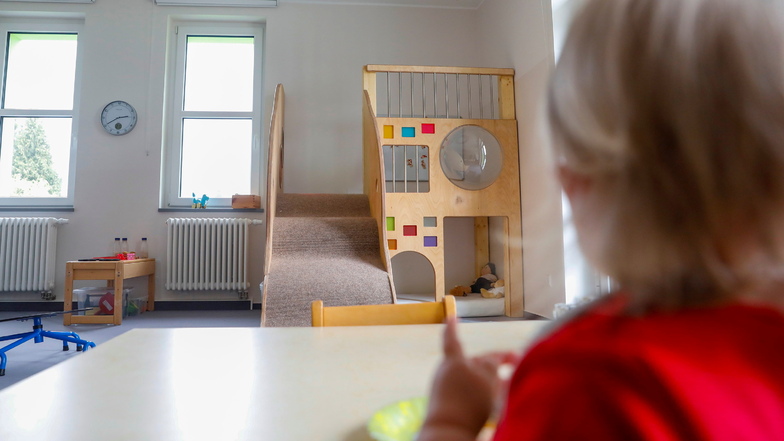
left=417, top=318, right=519, bottom=441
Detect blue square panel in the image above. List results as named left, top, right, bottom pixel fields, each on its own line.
left=401, top=127, right=416, bottom=137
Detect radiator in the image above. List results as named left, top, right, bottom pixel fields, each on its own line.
left=166, top=218, right=262, bottom=292
left=0, top=217, right=68, bottom=294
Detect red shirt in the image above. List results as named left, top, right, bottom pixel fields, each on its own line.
left=493, top=295, right=784, bottom=440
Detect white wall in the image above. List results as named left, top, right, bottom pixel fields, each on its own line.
left=552, top=0, right=586, bottom=59
left=477, top=0, right=566, bottom=317
left=0, top=0, right=564, bottom=315
left=266, top=2, right=484, bottom=194
left=551, top=0, right=604, bottom=305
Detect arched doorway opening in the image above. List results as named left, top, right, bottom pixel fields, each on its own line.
left=391, top=251, right=436, bottom=302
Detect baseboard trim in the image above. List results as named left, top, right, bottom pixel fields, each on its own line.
left=154, top=301, right=261, bottom=311
left=0, top=302, right=66, bottom=312
left=523, top=311, right=548, bottom=320
left=0, top=301, right=262, bottom=312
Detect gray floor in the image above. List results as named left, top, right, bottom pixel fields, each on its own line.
left=0, top=309, right=261, bottom=391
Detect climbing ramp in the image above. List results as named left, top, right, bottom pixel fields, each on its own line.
left=261, top=85, right=394, bottom=327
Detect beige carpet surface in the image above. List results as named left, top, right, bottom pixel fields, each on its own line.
left=263, top=193, right=393, bottom=327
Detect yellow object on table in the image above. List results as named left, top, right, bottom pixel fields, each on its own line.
left=367, top=397, right=427, bottom=441
left=367, top=396, right=497, bottom=441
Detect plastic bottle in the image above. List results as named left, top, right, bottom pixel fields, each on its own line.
left=121, top=238, right=129, bottom=254
left=114, top=238, right=121, bottom=256
left=139, top=237, right=149, bottom=259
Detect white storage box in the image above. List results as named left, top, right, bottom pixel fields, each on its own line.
left=74, top=286, right=134, bottom=317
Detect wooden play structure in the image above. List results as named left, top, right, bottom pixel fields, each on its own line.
left=261, top=65, right=523, bottom=325
left=362, top=65, right=524, bottom=316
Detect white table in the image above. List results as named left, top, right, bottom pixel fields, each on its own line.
left=0, top=321, right=548, bottom=441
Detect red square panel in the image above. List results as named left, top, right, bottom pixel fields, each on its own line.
left=403, top=225, right=417, bottom=236
left=421, top=123, right=435, bottom=134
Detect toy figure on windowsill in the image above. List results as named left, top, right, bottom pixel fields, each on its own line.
left=191, top=193, right=210, bottom=209
left=449, top=263, right=498, bottom=296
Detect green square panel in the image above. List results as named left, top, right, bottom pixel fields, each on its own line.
left=386, top=217, right=395, bottom=231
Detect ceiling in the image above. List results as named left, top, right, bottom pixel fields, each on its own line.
left=282, top=0, right=485, bottom=9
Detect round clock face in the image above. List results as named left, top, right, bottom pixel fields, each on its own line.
left=101, top=100, right=137, bottom=135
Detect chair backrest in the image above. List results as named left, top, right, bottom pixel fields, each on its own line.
left=311, top=296, right=457, bottom=327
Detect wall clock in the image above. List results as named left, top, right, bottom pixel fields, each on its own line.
left=101, top=100, right=137, bottom=135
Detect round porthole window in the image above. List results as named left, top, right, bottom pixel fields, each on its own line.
left=439, top=125, right=503, bottom=190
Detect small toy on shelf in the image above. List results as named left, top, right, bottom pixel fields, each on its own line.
left=480, top=279, right=505, bottom=298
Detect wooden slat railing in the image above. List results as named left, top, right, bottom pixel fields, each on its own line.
left=363, top=64, right=515, bottom=120
left=263, top=84, right=285, bottom=291
left=362, top=89, right=397, bottom=300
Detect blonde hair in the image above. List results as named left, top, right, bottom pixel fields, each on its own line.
left=548, top=0, right=784, bottom=309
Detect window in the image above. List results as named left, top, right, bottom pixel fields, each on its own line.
left=163, top=22, right=264, bottom=208
left=0, top=19, right=83, bottom=208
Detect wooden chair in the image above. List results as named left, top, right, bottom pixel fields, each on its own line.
left=311, top=295, right=457, bottom=327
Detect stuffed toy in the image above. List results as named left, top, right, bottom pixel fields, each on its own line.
left=481, top=279, right=505, bottom=298
left=448, top=263, right=498, bottom=296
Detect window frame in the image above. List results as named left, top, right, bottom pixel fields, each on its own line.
left=162, top=21, right=264, bottom=209
left=0, top=17, right=84, bottom=209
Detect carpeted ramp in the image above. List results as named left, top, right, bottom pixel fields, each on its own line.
left=263, top=193, right=394, bottom=327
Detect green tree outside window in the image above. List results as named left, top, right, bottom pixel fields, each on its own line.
left=11, top=119, right=61, bottom=196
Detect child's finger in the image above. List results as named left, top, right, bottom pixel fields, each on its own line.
left=470, top=351, right=519, bottom=383
left=475, top=350, right=521, bottom=366
left=442, top=317, right=464, bottom=359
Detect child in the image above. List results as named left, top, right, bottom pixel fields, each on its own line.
left=418, top=0, right=784, bottom=439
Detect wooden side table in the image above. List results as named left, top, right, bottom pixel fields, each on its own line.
left=63, top=259, right=156, bottom=325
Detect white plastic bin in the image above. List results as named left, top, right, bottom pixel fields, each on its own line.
left=73, top=286, right=133, bottom=317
